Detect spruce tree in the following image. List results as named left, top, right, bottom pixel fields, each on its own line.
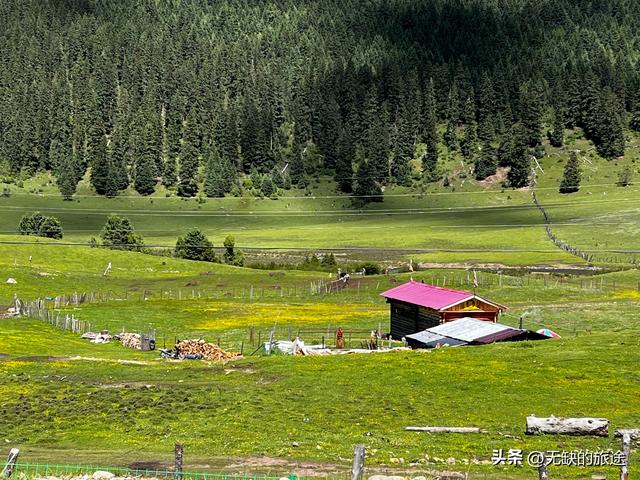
left=88, top=120, right=112, bottom=196
left=56, top=157, right=78, bottom=200
left=422, top=79, right=438, bottom=180
left=353, top=146, right=383, bottom=203
left=461, top=123, right=477, bottom=161
left=548, top=107, right=565, bottom=147
left=559, top=152, right=581, bottom=193
left=134, top=123, right=158, bottom=195
left=178, top=111, right=200, bottom=197
left=474, top=142, right=497, bottom=180
left=507, top=127, right=531, bottom=188
left=175, top=228, right=215, bottom=262
left=203, top=145, right=233, bottom=198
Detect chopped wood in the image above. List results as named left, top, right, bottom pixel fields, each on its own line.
left=405, top=426, right=485, bottom=433
left=172, top=339, right=240, bottom=361
left=118, top=332, right=142, bottom=349
left=615, top=429, right=640, bottom=440
left=526, top=416, right=609, bottom=437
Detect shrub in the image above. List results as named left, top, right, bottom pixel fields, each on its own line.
left=175, top=228, right=216, bottom=262
left=18, top=212, right=63, bottom=239
left=100, top=215, right=144, bottom=251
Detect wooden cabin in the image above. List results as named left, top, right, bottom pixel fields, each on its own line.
left=380, top=280, right=507, bottom=340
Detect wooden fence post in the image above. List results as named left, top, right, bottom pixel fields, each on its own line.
left=174, top=443, right=183, bottom=480
left=351, top=444, right=365, bottom=480
left=538, top=453, right=549, bottom=480
left=1, top=448, right=19, bottom=478
left=620, top=433, right=631, bottom=480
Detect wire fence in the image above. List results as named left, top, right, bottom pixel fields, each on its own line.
left=12, top=463, right=298, bottom=480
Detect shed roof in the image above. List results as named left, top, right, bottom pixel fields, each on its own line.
left=405, top=330, right=468, bottom=348
left=380, top=281, right=473, bottom=310
left=428, top=317, right=523, bottom=343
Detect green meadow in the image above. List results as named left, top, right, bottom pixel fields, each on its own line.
left=1, top=139, right=640, bottom=479
left=1, top=238, right=639, bottom=479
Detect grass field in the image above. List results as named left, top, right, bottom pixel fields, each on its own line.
left=1, top=137, right=638, bottom=267
left=1, top=239, right=639, bottom=479
left=1, top=136, right=640, bottom=479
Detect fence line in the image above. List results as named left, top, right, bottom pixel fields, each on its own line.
left=12, top=462, right=299, bottom=480
left=530, top=169, right=638, bottom=266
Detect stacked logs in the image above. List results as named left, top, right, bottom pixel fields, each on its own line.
left=173, top=339, right=240, bottom=361
left=118, top=332, right=142, bottom=349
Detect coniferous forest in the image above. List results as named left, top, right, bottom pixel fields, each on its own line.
left=1, top=0, right=639, bottom=200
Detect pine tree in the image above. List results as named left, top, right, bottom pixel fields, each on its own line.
left=335, top=124, right=355, bottom=193
left=175, top=228, right=215, bottom=262
left=444, top=120, right=457, bottom=151
left=461, top=123, right=477, bottom=161
left=422, top=79, right=438, bottom=180
left=177, top=111, right=200, bottom=197
left=203, top=144, right=233, bottom=198
left=507, top=127, right=531, bottom=188
left=392, top=105, right=414, bottom=186
left=88, top=120, right=113, bottom=196
left=56, top=156, right=78, bottom=200
left=520, top=82, right=543, bottom=147
left=617, top=165, right=632, bottom=187
left=596, top=90, right=625, bottom=159
left=548, top=107, right=565, bottom=147
left=559, top=152, right=581, bottom=193
left=474, top=142, right=497, bottom=180
left=352, top=145, right=383, bottom=203
left=134, top=123, right=158, bottom=195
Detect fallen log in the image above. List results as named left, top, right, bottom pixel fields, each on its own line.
left=525, top=416, right=609, bottom=437
left=405, top=426, right=485, bottom=433
left=614, top=429, right=640, bottom=440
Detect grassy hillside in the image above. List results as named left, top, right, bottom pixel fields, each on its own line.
left=1, top=237, right=639, bottom=479
left=2, top=140, right=639, bottom=267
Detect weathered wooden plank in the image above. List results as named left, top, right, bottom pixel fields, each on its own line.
left=620, top=433, right=631, bottom=480
left=1, top=448, right=19, bottom=478
left=405, top=426, right=485, bottom=433
left=614, top=428, right=640, bottom=440
left=351, top=444, right=365, bottom=480
left=525, top=416, right=609, bottom=437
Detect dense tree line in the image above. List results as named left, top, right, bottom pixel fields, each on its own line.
left=1, top=0, right=639, bottom=201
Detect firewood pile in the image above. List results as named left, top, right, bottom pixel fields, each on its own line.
left=161, top=339, right=240, bottom=361
left=117, top=332, right=142, bottom=349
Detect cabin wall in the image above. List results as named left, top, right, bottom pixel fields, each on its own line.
left=389, top=301, right=441, bottom=339
left=446, top=298, right=500, bottom=312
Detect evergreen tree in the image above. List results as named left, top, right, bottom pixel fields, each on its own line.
left=461, top=123, right=477, bottom=161
left=335, top=124, right=355, bottom=192
left=507, top=127, right=531, bottom=188
left=178, top=111, right=200, bottom=197
left=444, top=120, right=457, bottom=151
left=56, top=157, right=78, bottom=200
left=596, top=90, right=625, bottom=159
left=134, top=123, right=158, bottom=195
left=559, top=152, right=581, bottom=193
left=474, top=142, right=497, bottom=180
left=88, top=120, right=113, bottom=196
left=520, top=82, right=543, bottom=147
left=422, top=79, right=438, bottom=180
left=617, top=165, right=632, bottom=187
left=352, top=146, right=383, bottom=203
left=175, top=228, right=215, bottom=262
left=203, top=145, right=233, bottom=197
left=100, top=215, right=144, bottom=251
left=548, top=107, right=565, bottom=147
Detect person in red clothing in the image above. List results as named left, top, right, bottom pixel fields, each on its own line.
left=336, top=326, right=345, bottom=349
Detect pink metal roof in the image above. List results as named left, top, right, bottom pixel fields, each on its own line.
left=380, top=281, right=473, bottom=310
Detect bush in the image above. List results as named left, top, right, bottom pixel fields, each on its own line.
left=18, top=212, right=63, bottom=239
left=100, top=215, right=144, bottom=251
left=175, top=228, right=216, bottom=262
